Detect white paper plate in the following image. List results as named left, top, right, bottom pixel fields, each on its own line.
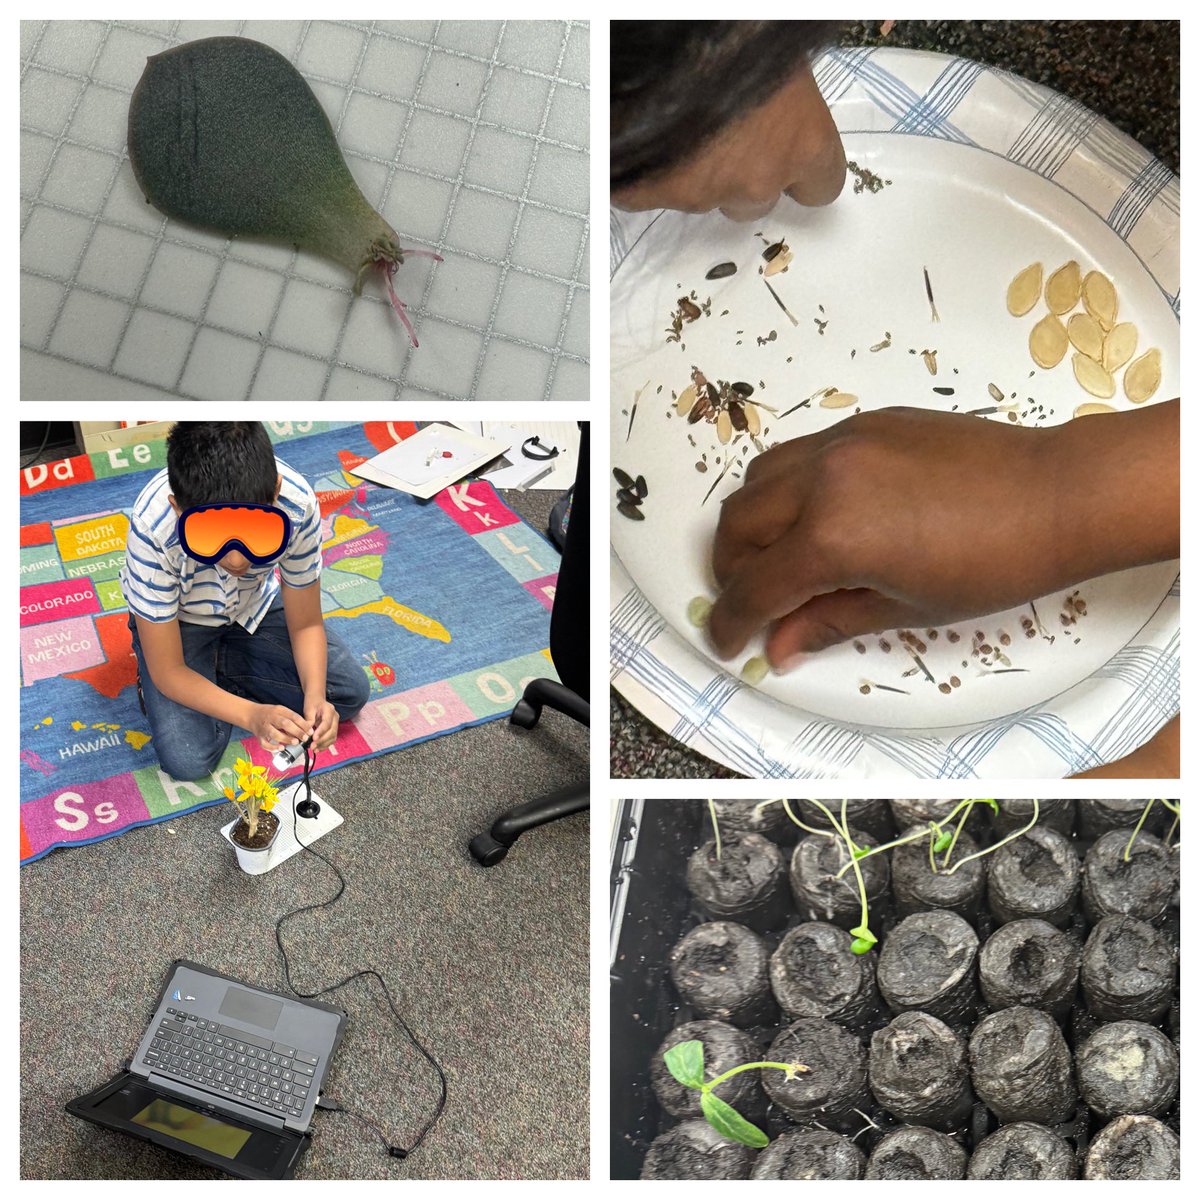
left=609, top=47, right=1179, bottom=779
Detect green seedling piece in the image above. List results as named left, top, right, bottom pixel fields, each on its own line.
left=932, top=829, right=954, bottom=854
left=708, top=798, right=722, bottom=861
left=849, top=924, right=877, bottom=955
left=1125, top=799, right=1181, bottom=861
left=664, top=1040, right=807, bottom=1148
left=128, top=37, right=441, bottom=346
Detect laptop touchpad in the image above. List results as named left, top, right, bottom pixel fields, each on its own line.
left=219, top=987, right=283, bottom=1031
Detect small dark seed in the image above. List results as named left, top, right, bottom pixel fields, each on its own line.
left=635, top=474, right=648, bottom=499
left=731, top=381, right=754, bottom=397
left=859, top=684, right=871, bottom=695
left=617, top=501, right=644, bottom=521
left=950, top=676, right=961, bottom=687
left=695, top=462, right=707, bottom=473
left=613, top=468, right=634, bottom=489
left=615, top=487, right=641, bottom=506
left=763, top=241, right=785, bottom=261
left=939, top=683, right=952, bottom=694
left=853, top=640, right=866, bottom=654
left=947, top=631, right=960, bottom=643
left=705, top=261, right=737, bottom=280
left=728, top=402, right=748, bottom=432
left=933, top=386, right=955, bottom=395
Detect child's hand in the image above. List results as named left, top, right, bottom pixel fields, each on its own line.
left=250, top=703, right=311, bottom=750
left=304, top=697, right=340, bottom=751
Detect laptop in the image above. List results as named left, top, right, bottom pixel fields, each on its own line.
left=66, top=960, right=347, bottom=1179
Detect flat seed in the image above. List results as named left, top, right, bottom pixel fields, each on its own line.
left=675, top=383, right=697, bottom=416
left=613, top=468, right=634, bottom=489
left=716, top=409, right=733, bottom=443
left=617, top=500, right=644, bottom=521
left=819, top=392, right=858, bottom=409
left=687, top=596, right=713, bottom=627
left=1102, top=322, right=1138, bottom=373
left=1073, top=402, right=1117, bottom=418
left=1067, top=312, right=1105, bottom=361
left=635, top=475, right=648, bottom=498
left=695, top=461, right=708, bottom=472
left=987, top=382, right=1004, bottom=402
left=1045, top=260, right=1081, bottom=314
left=688, top=396, right=710, bottom=423
left=921, top=349, right=937, bottom=375
left=1006, top=262, right=1043, bottom=316
left=728, top=401, right=748, bottom=432
left=731, top=381, right=754, bottom=397
left=741, top=656, right=769, bottom=685
left=763, top=249, right=793, bottom=278
left=1072, top=352, right=1116, bottom=399
left=1124, top=348, right=1162, bottom=404
left=615, top=487, right=641, bottom=506
left=763, top=241, right=784, bottom=261
left=1029, top=312, right=1069, bottom=368
left=705, top=261, right=737, bottom=280
left=745, top=403, right=761, bottom=436
left=1082, top=270, right=1118, bottom=329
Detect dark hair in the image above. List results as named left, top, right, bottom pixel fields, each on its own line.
left=166, top=422, right=278, bottom=509
left=611, top=21, right=842, bottom=191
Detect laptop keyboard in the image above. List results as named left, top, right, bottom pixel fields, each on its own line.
left=142, top=1007, right=319, bottom=1120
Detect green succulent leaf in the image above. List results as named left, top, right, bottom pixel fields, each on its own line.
left=700, top=1090, right=770, bottom=1148
left=663, top=1039, right=706, bottom=1090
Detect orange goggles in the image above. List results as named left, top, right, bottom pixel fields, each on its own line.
left=177, top=503, right=291, bottom=565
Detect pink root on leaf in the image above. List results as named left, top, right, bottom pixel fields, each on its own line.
left=379, top=248, right=444, bottom=348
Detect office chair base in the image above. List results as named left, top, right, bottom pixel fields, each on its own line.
left=510, top=699, right=539, bottom=729
left=469, top=787, right=588, bottom=868
left=468, top=833, right=510, bottom=867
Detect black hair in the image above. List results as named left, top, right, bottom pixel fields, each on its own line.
left=611, top=20, right=842, bottom=191
left=166, top=422, right=278, bottom=509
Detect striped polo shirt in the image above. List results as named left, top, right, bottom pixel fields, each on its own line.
left=118, top=459, right=323, bottom=632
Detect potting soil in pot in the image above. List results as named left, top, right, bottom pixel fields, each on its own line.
left=619, top=799, right=1181, bottom=1181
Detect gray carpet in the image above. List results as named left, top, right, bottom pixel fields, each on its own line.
left=610, top=19, right=1179, bottom=778
left=20, top=489, right=589, bottom=1180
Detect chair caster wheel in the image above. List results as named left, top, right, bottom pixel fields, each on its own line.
left=510, top=699, right=540, bottom=729
left=470, top=833, right=509, bottom=867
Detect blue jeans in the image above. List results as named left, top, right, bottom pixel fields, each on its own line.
left=129, top=596, right=370, bottom=781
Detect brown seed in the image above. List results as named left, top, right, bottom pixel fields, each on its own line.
left=706, top=262, right=737, bottom=280
left=1124, top=348, right=1162, bottom=404
left=879, top=639, right=891, bottom=652
left=695, top=461, right=708, bottom=473
left=921, top=349, right=938, bottom=375
left=987, top=382, right=1004, bottom=402
left=678, top=296, right=701, bottom=322
left=731, top=381, right=754, bottom=397
left=1029, top=312, right=1069, bottom=368
left=617, top=501, right=644, bottom=521
left=819, top=392, right=857, bottom=409
left=728, top=402, right=748, bottom=432
left=950, top=676, right=961, bottom=687
left=1072, top=353, right=1116, bottom=399
left=947, top=631, right=960, bottom=643
left=613, top=468, right=634, bottom=490
left=854, top=640, right=866, bottom=654
left=939, top=683, right=951, bottom=694
left=1082, top=270, right=1118, bottom=330
left=688, top=396, right=710, bottom=423
left=859, top=684, right=871, bottom=695
left=705, top=381, right=721, bottom=406
left=1067, top=312, right=1105, bottom=361
left=1006, top=262, right=1043, bottom=316
left=763, top=241, right=784, bottom=262
left=1045, top=260, right=1081, bottom=314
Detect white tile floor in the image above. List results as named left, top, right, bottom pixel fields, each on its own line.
left=19, top=19, right=590, bottom=402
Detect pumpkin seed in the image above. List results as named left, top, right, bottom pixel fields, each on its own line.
left=1045, top=260, right=1081, bottom=314
left=706, top=261, right=737, bottom=280
left=1029, top=312, right=1069, bottom=368
left=741, top=656, right=769, bottom=685
left=1072, top=352, right=1116, bottom=399
left=675, top=383, right=697, bottom=416
left=819, top=392, right=857, bottom=409
left=745, top=403, right=761, bottom=436
left=987, top=382, right=1004, bottom=402
left=1074, top=402, right=1117, bottom=418
left=1101, top=322, right=1138, bottom=373
left=612, top=467, right=634, bottom=489
left=687, top=596, right=713, bottom=627
left=617, top=500, right=644, bottom=521
left=1082, top=270, right=1117, bottom=329
left=1124, top=348, right=1162, bottom=404
left=717, top=409, right=733, bottom=443
left=1006, top=262, right=1043, bottom=316
left=1067, top=312, right=1104, bottom=361
left=763, top=249, right=793, bottom=278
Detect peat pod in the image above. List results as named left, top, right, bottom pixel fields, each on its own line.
left=1081, top=914, right=1174, bottom=1023
left=1077, top=1020, right=1179, bottom=1120
left=891, top=824, right=987, bottom=920
left=750, top=1128, right=866, bottom=1180
left=760, top=1018, right=869, bottom=1132
left=876, top=910, right=979, bottom=1023
left=978, top=918, right=1081, bottom=1016
left=868, top=1012, right=973, bottom=1131
left=966, top=1122, right=1076, bottom=1179
left=1077, top=799, right=1167, bottom=840
left=770, top=922, right=880, bottom=1028
left=1083, top=1115, right=1179, bottom=1180
left=864, top=1127, right=967, bottom=1180
left=710, top=799, right=792, bottom=844
left=789, top=800, right=896, bottom=841
left=686, top=833, right=790, bottom=931
left=1082, top=829, right=1177, bottom=924
left=968, top=1006, right=1078, bottom=1125
left=987, top=824, right=1081, bottom=928
left=789, top=827, right=890, bottom=929
left=889, top=800, right=986, bottom=837
left=992, top=799, right=1075, bottom=837
left=668, top=921, right=777, bottom=1027
left=650, top=1020, right=764, bottom=1120
left=640, top=1118, right=756, bottom=1179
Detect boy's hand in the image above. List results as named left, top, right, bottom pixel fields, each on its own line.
left=304, top=697, right=339, bottom=751
left=250, top=703, right=311, bottom=751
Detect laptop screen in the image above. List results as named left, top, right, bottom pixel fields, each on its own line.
left=131, top=1097, right=253, bottom=1160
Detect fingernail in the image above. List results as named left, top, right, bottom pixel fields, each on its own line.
left=774, top=653, right=806, bottom=674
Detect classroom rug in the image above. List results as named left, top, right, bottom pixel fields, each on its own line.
left=20, top=422, right=560, bottom=864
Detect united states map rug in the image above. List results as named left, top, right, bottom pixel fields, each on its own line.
left=20, top=422, right=560, bottom=864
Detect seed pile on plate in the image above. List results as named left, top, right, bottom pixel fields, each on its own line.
left=666, top=290, right=713, bottom=345
left=675, top=366, right=767, bottom=444
left=1006, top=261, right=1162, bottom=412
left=614, top=467, right=648, bottom=520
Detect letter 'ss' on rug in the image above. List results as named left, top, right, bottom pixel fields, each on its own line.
left=19, top=422, right=560, bottom=865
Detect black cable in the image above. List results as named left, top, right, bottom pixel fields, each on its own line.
left=20, top=422, right=54, bottom=470
left=271, top=746, right=448, bottom=1162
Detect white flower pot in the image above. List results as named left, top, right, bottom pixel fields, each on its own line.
left=221, top=816, right=281, bottom=875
